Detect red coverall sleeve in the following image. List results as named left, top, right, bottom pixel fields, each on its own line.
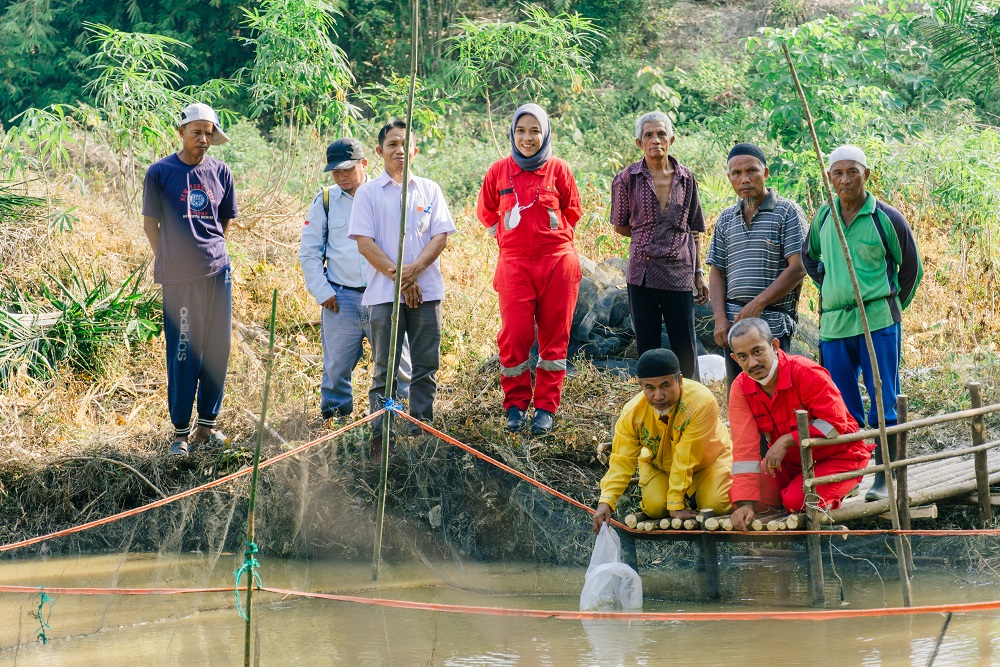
left=556, top=161, right=582, bottom=227
left=728, top=383, right=763, bottom=504
left=476, top=162, right=500, bottom=228
left=789, top=364, right=861, bottom=460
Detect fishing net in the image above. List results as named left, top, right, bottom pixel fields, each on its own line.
left=2, top=397, right=1000, bottom=665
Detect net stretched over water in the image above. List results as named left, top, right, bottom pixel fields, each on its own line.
left=2, top=408, right=1000, bottom=666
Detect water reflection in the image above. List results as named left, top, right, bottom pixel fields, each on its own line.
left=0, top=554, right=997, bottom=666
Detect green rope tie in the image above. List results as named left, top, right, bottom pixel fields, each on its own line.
left=36, top=589, right=53, bottom=644
left=234, top=541, right=262, bottom=620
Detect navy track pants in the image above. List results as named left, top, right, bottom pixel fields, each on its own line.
left=162, top=267, right=232, bottom=437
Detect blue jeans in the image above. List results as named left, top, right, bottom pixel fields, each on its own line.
left=320, top=285, right=410, bottom=416
left=820, top=323, right=901, bottom=428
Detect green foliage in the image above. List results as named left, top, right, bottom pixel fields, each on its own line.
left=2, top=103, right=79, bottom=180
left=0, top=262, right=161, bottom=387
left=238, top=0, right=357, bottom=132
left=918, top=0, right=1000, bottom=107
left=0, top=180, right=44, bottom=221
left=358, top=75, right=455, bottom=139
left=46, top=206, right=78, bottom=234
left=445, top=3, right=604, bottom=108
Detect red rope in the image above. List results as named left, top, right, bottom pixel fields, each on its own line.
left=393, top=412, right=1000, bottom=537
left=3, top=584, right=999, bottom=622
left=391, top=411, right=599, bottom=516
left=261, top=586, right=1000, bottom=621
left=0, top=412, right=383, bottom=554
left=5, top=408, right=1000, bottom=556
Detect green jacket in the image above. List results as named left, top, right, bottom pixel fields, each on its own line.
left=802, top=193, right=923, bottom=341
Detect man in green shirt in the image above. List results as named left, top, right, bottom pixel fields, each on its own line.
left=801, top=145, right=923, bottom=500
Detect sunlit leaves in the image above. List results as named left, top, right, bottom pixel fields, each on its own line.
left=445, top=3, right=604, bottom=110
left=238, top=0, right=357, bottom=131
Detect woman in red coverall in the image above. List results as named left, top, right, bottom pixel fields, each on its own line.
left=477, top=104, right=582, bottom=434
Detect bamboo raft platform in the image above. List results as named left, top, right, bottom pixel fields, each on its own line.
left=616, top=385, right=1000, bottom=603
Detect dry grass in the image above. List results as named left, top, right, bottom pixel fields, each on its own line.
left=2, top=157, right=999, bottom=557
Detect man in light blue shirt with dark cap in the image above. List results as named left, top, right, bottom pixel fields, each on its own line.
left=299, top=137, right=409, bottom=421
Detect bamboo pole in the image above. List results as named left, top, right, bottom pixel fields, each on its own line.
left=780, top=45, right=910, bottom=604
left=805, top=403, right=1000, bottom=448
left=243, top=289, right=278, bottom=667
left=372, top=0, right=420, bottom=582
left=797, top=410, right=825, bottom=605
left=823, top=469, right=1000, bottom=522
left=807, top=439, right=1000, bottom=487
left=970, top=383, right=992, bottom=528
left=896, top=394, right=914, bottom=576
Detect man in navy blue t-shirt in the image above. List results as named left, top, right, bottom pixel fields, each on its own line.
left=142, top=103, right=237, bottom=456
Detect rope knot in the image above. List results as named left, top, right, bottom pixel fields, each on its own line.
left=383, top=398, right=405, bottom=413
left=234, top=541, right=263, bottom=620
left=35, top=589, right=53, bottom=644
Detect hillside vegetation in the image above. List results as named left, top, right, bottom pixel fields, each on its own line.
left=2, top=0, right=1000, bottom=551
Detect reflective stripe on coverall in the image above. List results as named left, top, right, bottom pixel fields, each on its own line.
left=477, top=155, right=582, bottom=412
left=728, top=349, right=873, bottom=512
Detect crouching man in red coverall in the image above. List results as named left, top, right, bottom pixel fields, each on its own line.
left=726, top=318, right=873, bottom=530
left=477, top=103, right=582, bottom=434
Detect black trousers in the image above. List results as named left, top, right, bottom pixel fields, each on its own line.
left=627, top=283, right=699, bottom=381
left=725, top=333, right=791, bottom=390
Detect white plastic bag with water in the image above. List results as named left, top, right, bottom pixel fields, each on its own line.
left=580, top=524, right=643, bottom=611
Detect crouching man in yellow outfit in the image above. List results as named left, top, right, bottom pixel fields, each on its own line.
left=593, top=348, right=733, bottom=533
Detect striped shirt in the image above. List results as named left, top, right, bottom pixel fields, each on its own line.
left=705, top=188, right=806, bottom=338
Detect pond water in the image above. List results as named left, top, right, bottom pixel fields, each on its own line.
left=0, top=552, right=998, bottom=666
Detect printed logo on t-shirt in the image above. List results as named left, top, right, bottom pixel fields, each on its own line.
left=181, top=184, right=217, bottom=217
left=188, top=189, right=209, bottom=211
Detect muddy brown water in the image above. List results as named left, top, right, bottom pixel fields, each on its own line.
left=0, top=553, right=998, bottom=666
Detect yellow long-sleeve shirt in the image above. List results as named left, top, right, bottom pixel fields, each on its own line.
left=599, top=379, right=732, bottom=512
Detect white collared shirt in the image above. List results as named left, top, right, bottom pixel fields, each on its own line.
left=348, top=170, right=457, bottom=306
left=299, top=184, right=369, bottom=304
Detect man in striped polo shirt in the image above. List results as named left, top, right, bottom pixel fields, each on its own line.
left=706, top=143, right=808, bottom=388
left=802, top=145, right=923, bottom=501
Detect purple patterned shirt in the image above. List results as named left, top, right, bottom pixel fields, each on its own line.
left=610, top=156, right=705, bottom=291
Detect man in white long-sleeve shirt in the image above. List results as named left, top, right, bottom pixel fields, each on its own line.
left=299, top=137, right=410, bottom=420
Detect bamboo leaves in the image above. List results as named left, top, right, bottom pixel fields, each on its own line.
left=238, top=0, right=357, bottom=132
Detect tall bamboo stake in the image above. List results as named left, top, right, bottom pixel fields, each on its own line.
left=244, top=289, right=278, bottom=667
left=372, top=0, right=420, bottom=582
left=781, top=44, right=912, bottom=605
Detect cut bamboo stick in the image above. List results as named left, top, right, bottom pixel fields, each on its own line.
left=720, top=517, right=734, bottom=531
left=671, top=517, right=683, bottom=529
left=784, top=514, right=805, bottom=530
left=624, top=514, right=638, bottom=529
left=879, top=504, right=936, bottom=521
left=660, top=518, right=671, bottom=530
left=683, top=519, right=697, bottom=530
left=704, top=517, right=720, bottom=531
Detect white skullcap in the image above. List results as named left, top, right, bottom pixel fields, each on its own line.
left=827, top=145, right=867, bottom=170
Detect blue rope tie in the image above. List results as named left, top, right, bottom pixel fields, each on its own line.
left=382, top=398, right=405, bottom=413
left=36, top=588, right=53, bottom=644
left=234, top=541, right=262, bottom=620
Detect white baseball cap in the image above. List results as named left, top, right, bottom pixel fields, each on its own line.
left=178, top=103, right=230, bottom=145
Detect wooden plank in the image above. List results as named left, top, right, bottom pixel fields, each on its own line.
left=798, top=409, right=825, bottom=606
left=970, top=383, right=992, bottom=529
left=880, top=504, right=937, bottom=521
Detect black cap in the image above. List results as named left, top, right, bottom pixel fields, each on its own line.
left=324, top=137, right=365, bottom=172
left=727, top=142, right=767, bottom=167
left=637, top=348, right=681, bottom=379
